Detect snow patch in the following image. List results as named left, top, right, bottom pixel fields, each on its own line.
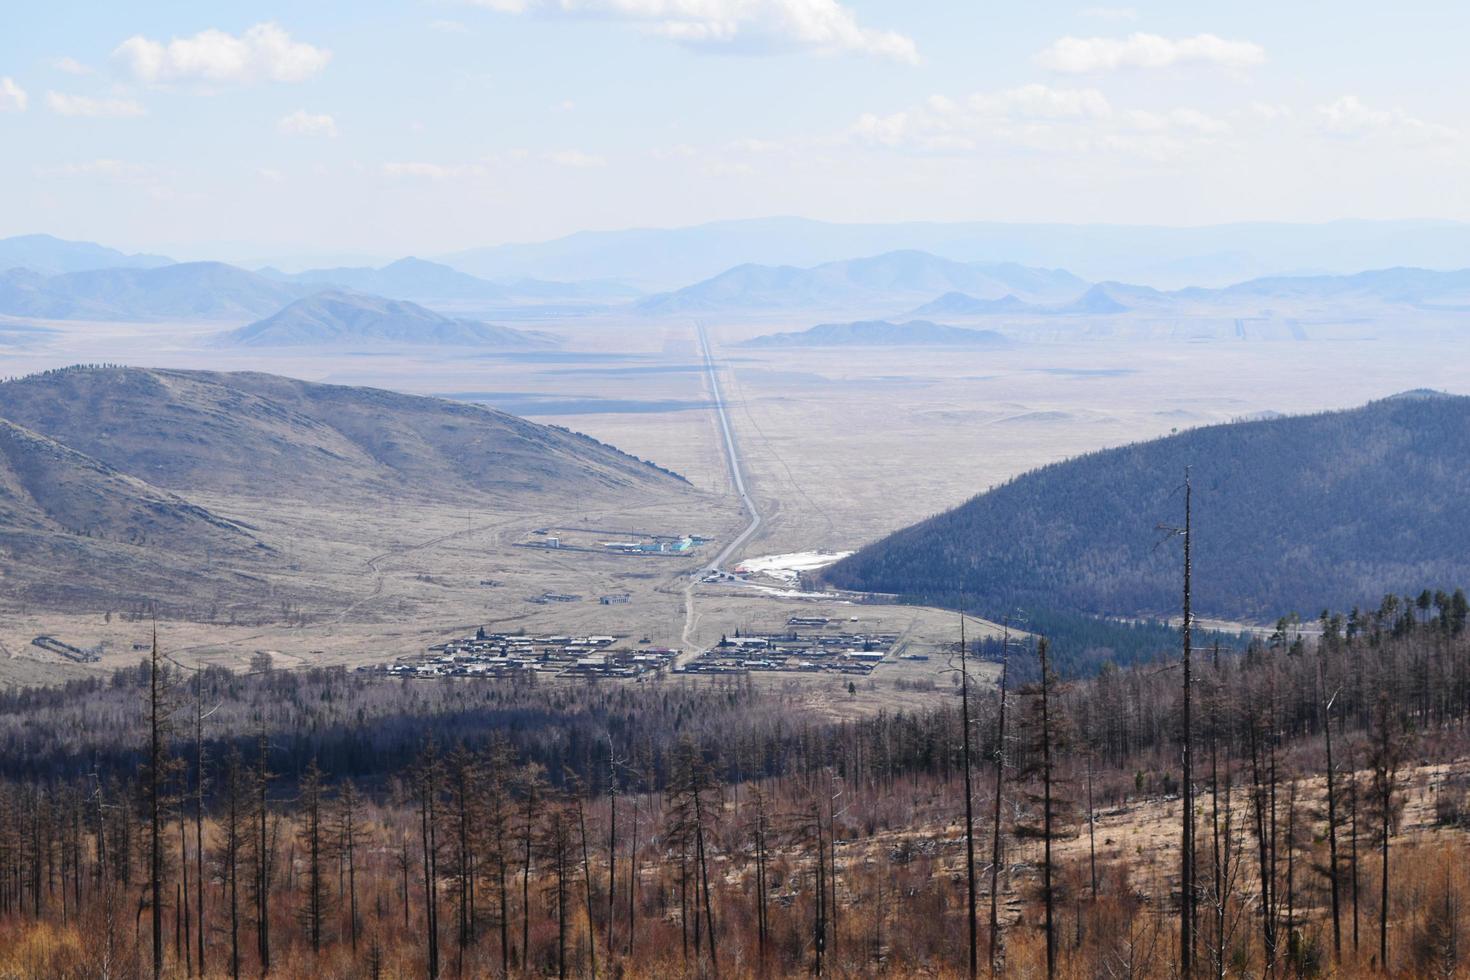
left=736, top=550, right=853, bottom=586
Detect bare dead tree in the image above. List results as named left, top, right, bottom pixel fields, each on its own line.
left=988, top=619, right=1012, bottom=975
left=1159, top=468, right=1196, bottom=978
left=416, top=739, right=444, bottom=980
left=253, top=724, right=274, bottom=975
left=142, top=625, right=180, bottom=980
left=1369, top=691, right=1411, bottom=970
left=299, top=759, right=328, bottom=954
left=1320, top=657, right=1343, bottom=961
left=957, top=610, right=979, bottom=979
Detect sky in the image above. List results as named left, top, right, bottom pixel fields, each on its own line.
left=2, top=0, right=1468, bottom=261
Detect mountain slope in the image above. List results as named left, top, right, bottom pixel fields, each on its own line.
left=0, top=417, right=257, bottom=548
left=0, top=233, right=173, bottom=275
left=739, top=320, right=1012, bottom=348
left=0, top=367, right=689, bottom=505
left=825, top=394, right=1470, bottom=622
left=0, top=416, right=270, bottom=610
left=910, top=292, right=1032, bottom=316
left=636, top=250, right=1085, bottom=313
left=0, top=262, right=311, bottom=321
left=283, top=257, right=512, bottom=302
left=223, top=291, right=557, bottom=348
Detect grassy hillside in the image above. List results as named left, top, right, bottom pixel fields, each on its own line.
left=0, top=416, right=270, bottom=609
left=0, top=366, right=688, bottom=505
left=826, top=392, right=1470, bottom=624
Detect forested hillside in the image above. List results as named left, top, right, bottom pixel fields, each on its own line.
left=826, top=392, right=1470, bottom=624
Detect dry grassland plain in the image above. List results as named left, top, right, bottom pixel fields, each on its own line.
left=0, top=304, right=1465, bottom=701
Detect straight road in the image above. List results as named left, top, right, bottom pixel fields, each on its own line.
left=679, top=323, right=764, bottom=659
left=698, top=321, right=762, bottom=576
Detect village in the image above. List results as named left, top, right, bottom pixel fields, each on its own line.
left=677, top=615, right=906, bottom=676
left=369, top=613, right=915, bottom=681
left=368, top=628, right=679, bottom=679
left=518, top=525, right=712, bottom=557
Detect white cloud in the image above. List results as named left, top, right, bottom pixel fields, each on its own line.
left=382, top=161, right=494, bottom=180
left=1246, top=101, right=1293, bottom=121
left=478, top=0, right=918, bottom=62
left=1036, top=33, right=1264, bottom=73
left=1125, top=107, right=1230, bottom=136
left=258, top=167, right=285, bottom=182
left=702, top=159, right=756, bottom=178
left=46, top=91, right=147, bottom=118
left=52, top=57, right=94, bottom=75
left=650, top=143, right=698, bottom=160
left=1080, top=7, right=1138, bottom=21
left=854, top=85, right=1113, bottom=150
left=552, top=99, right=576, bottom=112
left=0, top=77, right=27, bottom=112
left=38, top=158, right=155, bottom=180
left=970, top=84, right=1112, bottom=120
left=278, top=109, right=337, bottom=137
left=545, top=149, right=606, bottom=167
left=1317, top=95, right=1459, bottom=145
left=113, top=22, right=331, bottom=86
left=729, top=137, right=781, bottom=153
left=428, top=19, right=472, bottom=33
left=853, top=84, right=1230, bottom=161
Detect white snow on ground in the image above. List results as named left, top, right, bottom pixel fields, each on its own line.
left=735, top=550, right=854, bottom=585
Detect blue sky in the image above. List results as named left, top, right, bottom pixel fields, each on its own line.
left=2, top=1, right=1468, bottom=261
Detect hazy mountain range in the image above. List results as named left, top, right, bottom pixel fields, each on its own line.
left=635, top=249, right=1470, bottom=318
left=637, top=250, right=1085, bottom=314
left=5, top=232, right=1470, bottom=333
left=0, top=233, right=172, bottom=275
left=0, top=238, right=636, bottom=324
left=436, top=216, right=1470, bottom=289
left=0, top=262, right=313, bottom=321
left=825, top=392, right=1470, bottom=625
left=739, top=320, right=1012, bottom=349
left=261, top=256, right=641, bottom=305
left=223, top=291, right=557, bottom=348
left=910, top=268, right=1470, bottom=319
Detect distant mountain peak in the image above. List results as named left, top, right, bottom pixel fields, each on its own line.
left=1385, top=388, right=1455, bottom=401
left=0, top=233, right=173, bottom=276
left=223, top=290, right=558, bottom=348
